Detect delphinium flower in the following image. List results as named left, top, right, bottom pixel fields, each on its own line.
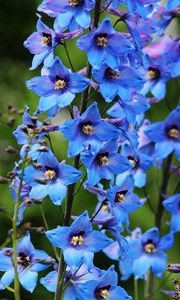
left=39, top=0, right=95, bottom=30
left=163, top=194, right=180, bottom=233
left=77, top=17, right=134, bottom=69
left=26, top=57, right=90, bottom=115
left=46, top=211, right=112, bottom=271
left=145, top=106, right=180, bottom=160
left=116, top=142, right=153, bottom=188
left=92, top=64, right=144, bottom=102
left=60, top=102, right=120, bottom=156
left=81, top=139, right=131, bottom=186
left=77, top=265, right=132, bottom=299
left=24, top=149, right=82, bottom=205
left=121, top=0, right=161, bottom=18
left=0, top=233, right=54, bottom=292
left=167, top=0, right=180, bottom=10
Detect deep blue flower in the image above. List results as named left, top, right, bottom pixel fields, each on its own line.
left=41, top=0, right=95, bottom=30
left=92, top=64, right=144, bottom=102
left=145, top=106, right=180, bottom=160
left=116, top=142, right=153, bottom=188
left=46, top=211, right=112, bottom=271
left=24, top=17, right=58, bottom=70
left=81, top=139, right=131, bottom=186
left=0, top=233, right=53, bottom=292
left=26, top=57, right=90, bottom=114
left=77, top=18, right=134, bottom=69
left=132, top=227, right=174, bottom=278
left=24, top=149, right=82, bottom=205
left=77, top=265, right=132, bottom=300
left=60, top=102, right=120, bottom=156
left=163, top=194, right=180, bottom=233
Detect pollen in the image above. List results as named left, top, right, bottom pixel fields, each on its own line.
left=102, top=201, right=110, bottom=213
left=107, top=68, right=120, bottom=79
left=69, top=0, right=80, bottom=6
left=44, top=170, right=56, bottom=180
left=144, top=243, right=156, bottom=253
left=115, top=192, right=125, bottom=203
left=146, top=67, right=160, bottom=80
left=96, top=153, right=110, bottom=165
left=96, top=36, right=108, bottom=47
left=42, top=36, right=51, bottom=46
left=98, top=289, right=110, bottom=299
left=128, top=156, right=136, bottom=168
left=82, top=124, right=94, bottom=135
left=168, top=127, right=179, bottom=139
left=71, top=235, right=84, bottom=246
left=54, top=79, right=66, bottom=90
left=17, top=252, right=31, bottom=268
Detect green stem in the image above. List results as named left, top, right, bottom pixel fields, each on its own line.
left=134, top=278, right=139, bottom=300
left=63, top=41, right=75, bottom=72
left=145, top=270, right=154, bottom=300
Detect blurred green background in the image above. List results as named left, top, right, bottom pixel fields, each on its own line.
left=0, top=0, right=179, bottom=299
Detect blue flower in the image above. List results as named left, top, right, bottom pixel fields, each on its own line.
left=92, top=64, right=144, bottom=102
left=122, top=0, right=160, bottom=18
left=144, top=106, right=180, bottom=160
left=0, top=233, right=53, bottom=292
left=82, top=139, right=131, bottom=186
left=46, top=211, right=112, bottom=271
left=132, top=227, right=174, bottom=278
left=41, top=0, right=95, bottom=30
left=60, top=102, right=120, bottom=156
left=167, top=0, right=179, bottom=10
left=26, top=57, right=90, bottom=114
left=77, top=18, right=134, bottom=69
left=77, top=265, right=132, bottom=300
left=163, top=194, right=180, bottom=233
left=24, top=17, right=58, bottom=70
left=24, top=149, right=82, bottom=205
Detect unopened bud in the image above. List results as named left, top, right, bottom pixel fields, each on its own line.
left=36, top=226, right=45, bottom=234
left=0, top=176, right=9, bottom=183
left=5, top=146, right=18, bottom=154
left=167, top=264, right=180, bottom=273
left=7, top=117, right=15, bottom=126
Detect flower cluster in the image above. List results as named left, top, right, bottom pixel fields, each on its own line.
left=0, top=0, right=180, bottom=299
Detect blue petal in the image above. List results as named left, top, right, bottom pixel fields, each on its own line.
left=0, top=270, right=14, bottom=290
left=150, top=252, right=167, bottom=278
left=84, top=231, right=111, bottom=252
left=19, top=270, right=38, bottom=293
left=38, top=95, right=57, bottom=111
left=17, top=232, right=35, bottom=256
left=29, top=184, right=48, bottom=199
left=26, top=76, right=54, bottom=96
left=48, top=179, right=67, bottom=205
left=46, top=226, right=71, bottom=249
left=58, top=164, right=82, bottom=185
left=133, top=255, right=151, bottom=278
left=68, top=73, right=90, bottom=93
left=40, top=270, right=57, bottom=292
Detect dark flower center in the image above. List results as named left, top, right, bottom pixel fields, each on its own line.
left=44, top=167, right=56, bottom=180
left=70, top=231, right=85, bottom=246
left=128, top=156, right=138, bottom=168
left=54, top=76, right=66, bottom=90
left=105, top=68, right=120, bottom=79
left=17, top=252, right=31, bottom=268
left=144, top=240, right=156, bottom=254
left=146, top=67, right=160, bottom=79
left=95, top=285, right=111, bottom=299
left=102, top=200, right=110, bottom=213
left=95, top=152, right=109, bottom=165
left=42, top=33, right=52, bottom=47
left=115, top=190, right=128, bottom=203
left=81, top=121, right=94, bottom=135
left=96, top=34, right=108, bottom=47
left=168, top=126, right=179, bottom=139
left=69, top=0, right=82, bottom=6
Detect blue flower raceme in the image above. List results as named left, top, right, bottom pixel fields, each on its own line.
left=46, top=211, right=112, bottom=271
left=77, top=265, right=132, bottom=300
left=131, top=227, right=173, bottom=278
left=145, top=106, right=180, bottom=160
left=24, top=149, right=82, bottom=205
left=82, top=139, right=131, bottom=186
left=60, top=102, right=120, bottom=156
left=92, top=64, right=144, bottom=102
left=0, top=233, right=53, bottom=292
left=26, top=57, right=90, bottom=114
left=77, top=18, right=134, bottom=69
left=41, top=0, right=95, bottom=30
left=163, top=194, right=180, bottom=233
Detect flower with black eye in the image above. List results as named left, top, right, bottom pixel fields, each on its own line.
left=81, top=139, right=131, bottom=186
left=46, top=211, right=112, bottom=271
left=0, top=233, right=54, bottom=292
left=26, top=57, right=90, bottom=114
left=145, top=106, right=180, bottom=160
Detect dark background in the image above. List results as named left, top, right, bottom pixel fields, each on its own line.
left=0, top=0, right=179, bottom=299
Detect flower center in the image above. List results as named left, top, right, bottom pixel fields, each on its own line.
left=82, top=122, right=94, bottom=135
left=42, top=33, right=52, bottom=46
left=102, top=201, right=110, bottom=213
left=146, top=67, right=160, bottom=79
left=54, top=79, right=66, bottom=90
left=168, top=126, right=179, bottom=139
left=144, top=243, right=156, bottom=254
left=17, top=252, right=31, bottom=268
left=95, top=152, right=109, bottom=165
left=106, top=68, right=120, bottom=79
left=44, top=170, right=56, bottom=180
left=69, top=0, right=81, bottom=6
left=96, top=34, right=108, bottom=47
left=115, top=190, right=128, bottom=203
left=71, top=233, right=84, bottom=246
left=96, top=286, right=111, bottom=299
left=128, top=156, right=137, bottom=168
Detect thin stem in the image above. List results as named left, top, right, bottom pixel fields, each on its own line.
left=90, top=202, right=104, bottom=222
left=145, top=270, right=154, bottom=300
left=46, top=132, right=55, bottom=155
left=73, top=174, right=87, bottom=197
left=63, top=41, right=75, bottom=72
left=134, top=278, right=139, bottom=300
left=143, top=187, right=155, bottom=215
